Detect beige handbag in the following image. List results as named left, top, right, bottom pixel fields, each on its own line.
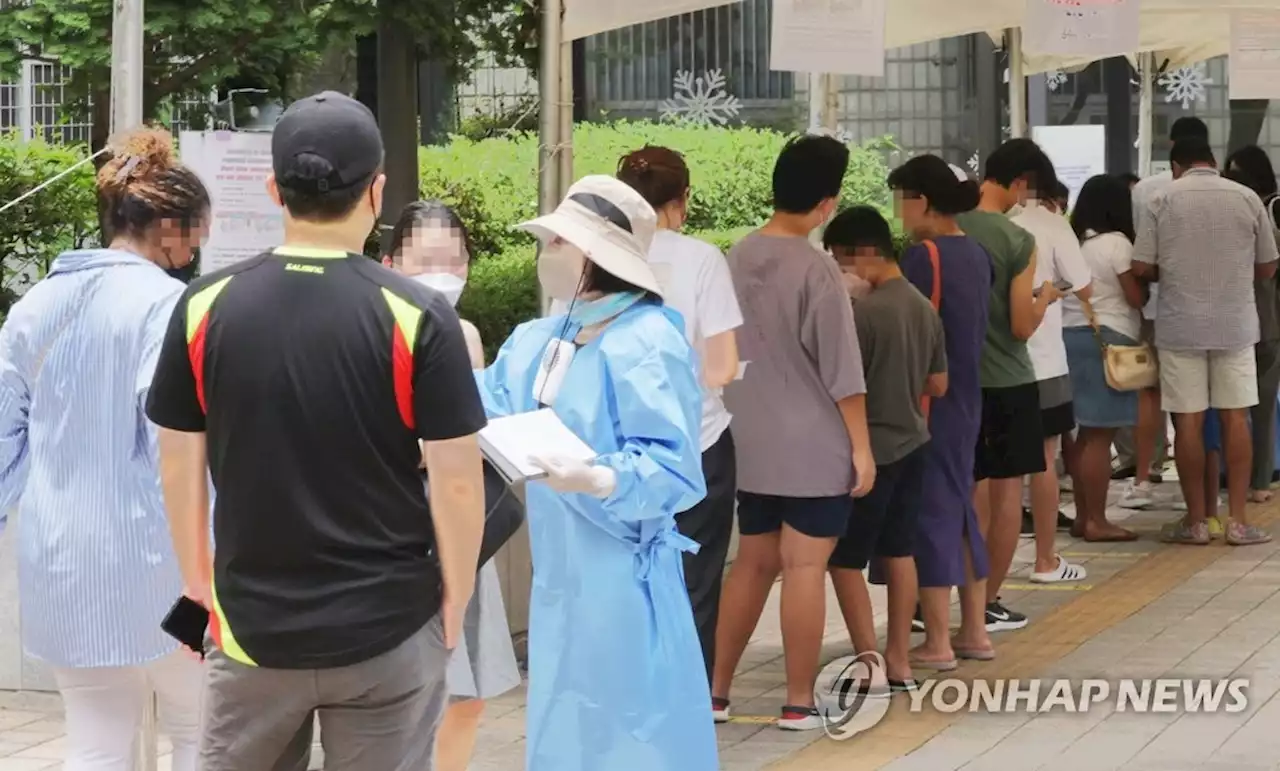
left=1081, top=297, right=1159, bottom=392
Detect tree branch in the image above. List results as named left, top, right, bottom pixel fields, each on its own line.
left=149, top=51, right=234, bottom=102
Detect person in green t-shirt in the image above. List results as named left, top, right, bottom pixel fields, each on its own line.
left=954, top=139, right=1064, bottom=644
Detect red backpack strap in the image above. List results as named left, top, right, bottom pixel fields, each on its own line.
left=923, top=239, right=942, bottom=311
left=920, top=240, right=942, bottom=422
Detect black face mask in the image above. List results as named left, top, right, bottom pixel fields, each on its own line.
left=167, top=248, right=201, bottom=284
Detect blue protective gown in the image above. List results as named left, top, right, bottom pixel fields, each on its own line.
left=476, top=300, right=717, bottom=771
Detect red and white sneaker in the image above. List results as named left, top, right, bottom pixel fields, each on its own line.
left=712, top=697, right=731, bottom=724
left=778, top=705, right=823, bottom=731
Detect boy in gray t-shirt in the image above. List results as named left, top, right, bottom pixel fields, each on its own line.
left=824, top=206, right=948, bottom=690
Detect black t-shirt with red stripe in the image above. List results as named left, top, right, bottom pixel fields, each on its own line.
left=146, top=246, right=486, bottom=669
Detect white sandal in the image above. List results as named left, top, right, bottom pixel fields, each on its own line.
left=1030, top=556, right=1087, bottom=584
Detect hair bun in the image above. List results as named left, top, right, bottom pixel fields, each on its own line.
left=98, top=127, right=176, bottom=190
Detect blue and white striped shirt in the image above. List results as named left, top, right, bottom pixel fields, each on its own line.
left=0, top=248, right=186, bottom=668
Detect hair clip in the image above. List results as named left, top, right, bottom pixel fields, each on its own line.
left=114, top=155, right=142, bottom=181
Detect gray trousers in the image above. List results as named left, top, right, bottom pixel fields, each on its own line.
left=200, top=616, right=450, bottom=771
left=1253, top=340, right=1280, bottom=491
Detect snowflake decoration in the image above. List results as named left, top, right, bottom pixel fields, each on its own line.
left=1159, top=64, right=1213, bottom=110
left=967, top=152, right=980, bottom=173
left=659, top=69, right=742, bottom=126
left=1046, top=70, right=1068, bottom=92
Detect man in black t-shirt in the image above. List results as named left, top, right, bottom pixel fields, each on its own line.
left=146, top=91, right=487, bottom=771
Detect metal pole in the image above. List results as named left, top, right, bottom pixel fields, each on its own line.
left=558, top=40, right=574, bottom=199
left=1137, top=51, right=1155, bottom=177
left=537, top=0, right=563, bottom=316
left=824, top=74, right=839, bottom=132
left=109, top=0, right=146, bottom=134
left=808, top=72, right=824, bottom=130
left=538, top=0, right=564, bottom=217
left=17, top=60, right=33, bottom=142
left=1006, top=27, right=1026, bottom=139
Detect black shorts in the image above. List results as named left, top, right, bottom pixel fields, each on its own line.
left=829, top=444, right=928, bottom=570
left=1041, top=402, right=1075, bottom=437
left=737, top=492, right=852, bottom=539
left=974, top=383, right=1047, bottom=481
left=1037, top=375, right=1076, bottom=438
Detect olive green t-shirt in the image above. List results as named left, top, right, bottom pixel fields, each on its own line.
left=956, top=210, right=1037, bottom=388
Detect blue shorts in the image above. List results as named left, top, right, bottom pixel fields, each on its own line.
left=1063, top=326, right=1139, bottom=428
left=737, top=492, right=853, bottom=539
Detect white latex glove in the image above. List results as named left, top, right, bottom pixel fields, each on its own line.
left=530, top=454, right=617, bottom=498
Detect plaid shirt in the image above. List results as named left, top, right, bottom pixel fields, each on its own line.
left=1133, top=167, right=1280, bottom=351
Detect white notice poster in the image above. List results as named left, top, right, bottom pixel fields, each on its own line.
left=1024, top=0, right=1140, bottom=58
left=1229, top=12, right=1280, bottom=100
left=564, top=0, right=743, bottom=40
left=769, top=0, right=886, bottom=77
left=1031, top=124, right=1106, bottom=210
left=180, top=131, right=284, bottom=275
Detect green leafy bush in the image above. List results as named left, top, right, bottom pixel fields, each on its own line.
left=0, top=136, right=97, bottom=312
left=418, top=121, right=894, bottom=258
left=0, top=123, right=897, bottom=349
left=458, top=247, right=539, bottom=362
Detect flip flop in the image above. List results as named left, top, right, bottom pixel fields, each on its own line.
left=1082, top=528, right=1139, bottom=543
left=953, top=646, right=996, bottom=661
left=889, top=678, right=919, bottom=692
left=909, top=656, right=957, bottom=672
left=1029, top=555, right=1087, bottom=584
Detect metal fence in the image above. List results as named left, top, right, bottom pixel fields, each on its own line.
left=0, top=61, right=216, bottom=144
left=585, top=0, right=795, bottom=124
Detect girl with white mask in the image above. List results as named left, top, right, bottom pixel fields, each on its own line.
left=382, top=200, right=521, bottom=771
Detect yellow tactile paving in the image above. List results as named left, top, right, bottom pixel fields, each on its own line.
left=767, top=500, right=1280, bottom=771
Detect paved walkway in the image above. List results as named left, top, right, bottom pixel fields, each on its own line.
left=0, top=477, right=1278, bottom=770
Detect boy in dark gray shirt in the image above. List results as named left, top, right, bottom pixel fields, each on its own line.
left=824, top=206, right=948, bottom=691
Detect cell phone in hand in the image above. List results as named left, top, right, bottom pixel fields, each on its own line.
left=161, top=596, right=208, bottom=656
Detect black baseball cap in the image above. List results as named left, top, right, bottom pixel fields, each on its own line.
left=271, top=91, right=383, bottom=194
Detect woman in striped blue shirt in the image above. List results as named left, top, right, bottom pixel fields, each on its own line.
left=0, top=128, right=209, bottom=771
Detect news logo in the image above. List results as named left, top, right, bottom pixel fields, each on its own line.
left=816, top=652, right=893, bottom=740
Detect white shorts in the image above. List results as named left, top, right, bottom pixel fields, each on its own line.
left=1158, top=347, right=1259, bottom=414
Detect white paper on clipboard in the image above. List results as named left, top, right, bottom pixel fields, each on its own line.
left=479, top=409, right=597, bottom=482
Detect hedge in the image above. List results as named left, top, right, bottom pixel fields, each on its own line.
left=419, top=121, right=893, bottom=259
left=0, top=123, right=896, bottom=354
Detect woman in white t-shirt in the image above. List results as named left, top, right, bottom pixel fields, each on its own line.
left=617, top=146, right=744, bottom=688
left=1061, top=174, right=1146, bottom=542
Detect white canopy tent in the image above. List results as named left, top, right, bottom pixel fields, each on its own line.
left=540, top=0, right=1280, bottom=209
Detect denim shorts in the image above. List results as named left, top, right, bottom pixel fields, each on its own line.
left=1063, top=326, right=1139, bottom=429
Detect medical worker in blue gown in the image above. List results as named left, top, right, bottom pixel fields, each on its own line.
left=475, top=175, right=717, bottom=771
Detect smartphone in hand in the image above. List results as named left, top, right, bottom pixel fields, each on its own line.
left=161, top=596, right=209, bottom=657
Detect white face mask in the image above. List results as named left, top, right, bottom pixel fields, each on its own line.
left=412, top=273, right=466, bottom=307
left=537, top=240, right=586, bottom=302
